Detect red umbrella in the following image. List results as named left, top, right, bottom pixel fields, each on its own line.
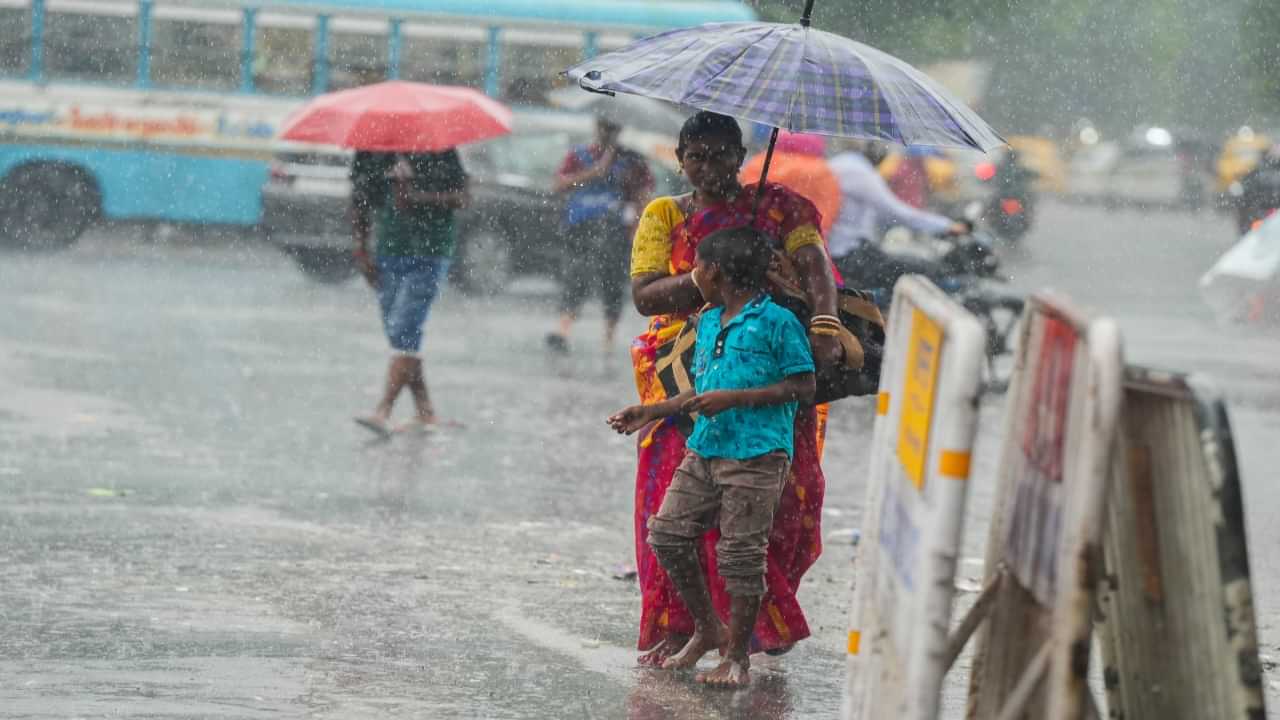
left=278, top=81, right=513, bottom=152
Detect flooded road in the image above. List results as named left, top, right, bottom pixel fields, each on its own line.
left=2, top=201, right=1278, bottom=718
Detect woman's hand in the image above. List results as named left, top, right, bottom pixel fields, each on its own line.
left=608, top=405, right=653, bottom=435
left=809, top=333, right=844, bottom=371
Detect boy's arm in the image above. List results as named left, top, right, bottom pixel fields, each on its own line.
left=644, top=390, right=696, bottom=419
left=607, top=390, right=696, bottom=434
left=683, top=373, right=816, bottom=417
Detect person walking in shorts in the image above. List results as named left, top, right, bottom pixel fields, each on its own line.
left=608, top=226, right=816, bottom=687
left=351, top=150, right=469, bottom=436
left=547, top=116, right=653, bottom=353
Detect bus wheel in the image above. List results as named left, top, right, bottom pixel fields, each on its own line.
left=0, top=164, right=100, bottom=251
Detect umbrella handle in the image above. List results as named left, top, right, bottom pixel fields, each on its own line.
left=752, top=127, right=781, bottom=225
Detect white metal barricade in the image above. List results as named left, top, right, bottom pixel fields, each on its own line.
left=1095, top=367, right=1266, bottom=719
left=961, top=292, right=1123, bottom=720
left=842, top=276, right=987, bottom=720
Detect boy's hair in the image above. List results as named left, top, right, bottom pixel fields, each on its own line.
left=696, top=226, right=773, bottom=290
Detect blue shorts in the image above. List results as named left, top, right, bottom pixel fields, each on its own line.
left=377, top=255, right=450, bottom=353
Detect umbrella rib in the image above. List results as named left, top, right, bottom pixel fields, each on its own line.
left=741, top=26, right=802, bottom=130
left=815, top=31, right=847, bottom=137
left=783, top=27, right=809, bottom=132
left=586, top=33, right=733, bottom=107
left=682, top=28, right=772, bottom=109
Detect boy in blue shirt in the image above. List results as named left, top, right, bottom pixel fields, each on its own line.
left=608, top=226, right=815, bottom=688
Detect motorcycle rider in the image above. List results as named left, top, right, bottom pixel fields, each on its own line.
left=1234, top=144, right=1280, bottom=235
left=827, top=139, right=969, bottom=289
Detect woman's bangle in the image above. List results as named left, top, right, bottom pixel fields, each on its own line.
left=809, top=319, right=843, bottom=330
left=808, top=326, right=840, bottom=337
left=809, top=314, right=841, bottom=326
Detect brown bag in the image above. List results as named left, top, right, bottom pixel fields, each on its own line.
left=767, top=248, right=886, bottom=403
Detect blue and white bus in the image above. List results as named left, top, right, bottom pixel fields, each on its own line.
left=0, top=0, right=754, bottom=248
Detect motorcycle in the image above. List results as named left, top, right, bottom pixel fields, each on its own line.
left=1226, top=178, right=1280, bottom=236
left=837, top=228, right=1025, bottom=392
left=972, top=153, right=1038, bottom=243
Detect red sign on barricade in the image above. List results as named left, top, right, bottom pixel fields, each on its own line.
left=960, top=293, right=1123, bottom=720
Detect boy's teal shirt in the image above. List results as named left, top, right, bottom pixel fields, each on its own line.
left=687, top=295, right=815, bottom=461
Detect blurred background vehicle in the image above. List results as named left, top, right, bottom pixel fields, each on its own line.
left=1065, top=126, right=1216, bottom=211
left=260, top=110, right=683, bottom=291
left=1216, top=127, right=1274, bottom=207
left=0, top=0, right=751, bottom=251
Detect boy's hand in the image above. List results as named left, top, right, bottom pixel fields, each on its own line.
left=607, top=405, right=652, bottom=435
left=683, top=391, right=739, bottom=418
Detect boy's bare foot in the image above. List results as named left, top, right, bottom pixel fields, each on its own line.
left=637, top=634, right=689, bottom=667
left=661, top=624, right=728, bottom=670
left=696, top=656, right=751, bottom=687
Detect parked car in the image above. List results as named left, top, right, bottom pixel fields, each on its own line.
left=260, top=109, right=684, bottom=292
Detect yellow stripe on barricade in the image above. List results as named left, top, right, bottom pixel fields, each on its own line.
left=876, top=392, right=890, bottom=416
left=938, top=450, right=972, bottom=479
left=848, top=630, right=861, bottom=655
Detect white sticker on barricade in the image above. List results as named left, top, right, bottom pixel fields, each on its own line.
left=966, top=293, right=1123, bottom=720
left=843, top=276, right=986, bottom=720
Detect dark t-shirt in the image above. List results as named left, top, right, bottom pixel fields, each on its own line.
left=351, top=150, right=468, bottom=257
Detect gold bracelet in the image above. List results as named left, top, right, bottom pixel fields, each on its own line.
left=809, top=320, right=844, bottom=330
left=808, top=326, right=840, bottom=337
left=809, top=314, right=841, bottom=326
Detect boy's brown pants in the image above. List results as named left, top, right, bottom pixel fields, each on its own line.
left=647, top=449, right=790, bottom=597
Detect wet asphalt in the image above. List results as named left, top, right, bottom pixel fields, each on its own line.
left=1, top=200, right=1278, bottom=719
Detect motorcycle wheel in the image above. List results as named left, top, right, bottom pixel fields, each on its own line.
left=962, top=293, right=1025, bottom=394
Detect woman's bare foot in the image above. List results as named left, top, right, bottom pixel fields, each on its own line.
left=637, top=634, right=689, bottom=667
left=696, top=656, right=751, bottom=687
left=661, top=624, right=728, bottom=670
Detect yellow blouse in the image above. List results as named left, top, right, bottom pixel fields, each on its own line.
left=629, top=196, right=824, bottom=278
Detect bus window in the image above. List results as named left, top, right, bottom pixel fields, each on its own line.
left=0, top=6, right=31, bottom=77
left=45, top=3, right=138, bottom=85
left=501, top=31, right=582, bottom=104
left=253, top=14, right=314, bottom=96
left=327, top=17, right=387, bottom=91
left=151, top=8, right=241, bottom=91
left=400, top=24, right=484, bottom=88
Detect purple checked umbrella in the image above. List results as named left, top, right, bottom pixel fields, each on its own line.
left=564, top=0, right=1004, bottom=206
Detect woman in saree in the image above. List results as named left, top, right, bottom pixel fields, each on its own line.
left=629, top=111, right=844, bottom=664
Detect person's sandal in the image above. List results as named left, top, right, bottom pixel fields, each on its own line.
left=354, top=415, right=392, bottom=439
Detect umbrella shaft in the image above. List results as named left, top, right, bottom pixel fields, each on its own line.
left=752, top=127, right=781, bottom=223
left=800, top=0, right=816, bottom=26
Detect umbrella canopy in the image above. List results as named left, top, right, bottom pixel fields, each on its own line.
left=1200, top=217, right=1280, bottom=325
left=545, top=86, right=687, bottom=137
left=279, top=81, right=513, bottom=152
left=565, top=21, right=1004, bottom=152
